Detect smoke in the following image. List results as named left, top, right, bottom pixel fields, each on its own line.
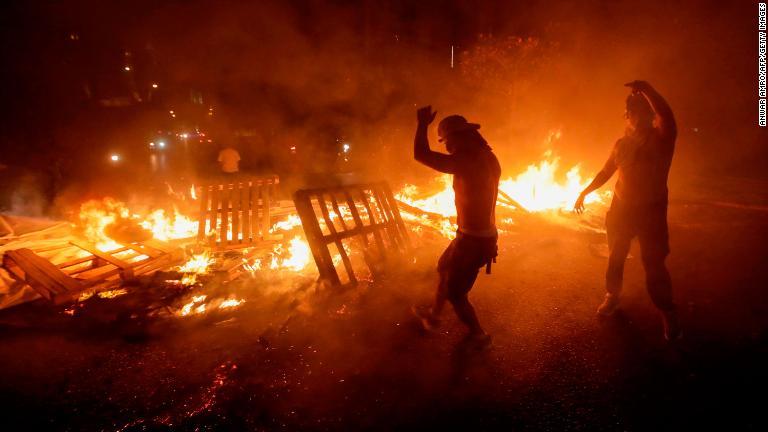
left=118, top=0, right=763, bottom=184
left=1, top=0, right=764, bottom=216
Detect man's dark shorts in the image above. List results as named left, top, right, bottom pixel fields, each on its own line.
left=606, top=198, right=669, bottom=258
left=438, top=232, right=498, bottom=299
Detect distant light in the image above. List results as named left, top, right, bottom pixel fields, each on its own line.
left=169, top=110, right=174, bottom=114
left=158, top=141, right=166, bottom=148
left=171, top=114, right=176, bottom=118
left=110, top=154, right=120, bottom=162
left=151, top=83, right=158, bottom=89
left=343, top=143, right=350, bottom=153
left=149, top=141, right=155, bottom=147
left=180, top=133, right=188, bottom=139
left=124, top=66, right=131, bottom=71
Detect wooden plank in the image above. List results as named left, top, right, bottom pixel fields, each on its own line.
left=25, top=254, right=81, bottom=294
left=317, top=193, right=356, bottom=285
left=210, top=184, right=221, bottom=246
left=220, top=183, right=232, bottom=245
left=119, top=243, right=161, bottom=259
left=370, top=186, right=401, bottom=250
left=329, top=194, right=352, bottom=234
left=233, top=181, right=242, bottom=244
left=344, top=189, right=386, bottom=261
left=251, top=180, right=269, bottom=241
left=357, top=188, right=391, bottom=251
left=372, top=186, right=406, bottom=251
left=242, top=180, right=252, bottom=243
left=293, top=190, right=341, bottom=286
left=15, top=249, right=83, bottom=295
left=261, top=182, right=271, bottom=239
left=69, top=240, right=134, bottom=279
left=197, top=184, right=209, bottom=240
left=382, top=182, right=412, bottom=250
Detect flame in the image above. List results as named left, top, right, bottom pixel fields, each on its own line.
left=139, top=209, right=199, bottom=241
left=78, top=198, right=199, bottom=251
left=178, top=252, right=213, bottom=274
left=498, top=151, right=602, bottom=212
left=78, top=198, right=130, bottom=251
left=180, top=294, right=207, bottom=316
left=190, top=185, right=198, bottom=200
left=270, top=214, right=302, bottom=233
left=219, top=298, right=245, bottom=309
left=396, top=175, right=458, bottom=238
left=269, top=236, right=311, bottom=271
left=177, top=294, right=245, bottom=317
left=395, top=134, right=606, bottom=238
left=97, top=288, right=128, bottom=299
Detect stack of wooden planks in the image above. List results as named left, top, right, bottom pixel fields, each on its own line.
left=2, top=239, right=183, bottom=304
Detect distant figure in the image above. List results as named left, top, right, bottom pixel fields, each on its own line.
left=217, top=144, right=241, bottom=176
left=411, top=106, right=501, bottom=345
left=574, top=80, right=680, bottom=341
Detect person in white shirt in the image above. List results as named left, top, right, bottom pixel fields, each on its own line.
left=217, top=144, right=241, bottom=175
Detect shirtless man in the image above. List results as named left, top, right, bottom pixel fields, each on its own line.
left=412, top=106, right=501, bottom=343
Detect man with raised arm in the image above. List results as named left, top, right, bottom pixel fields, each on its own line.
left=411, top=106, right=501, bottom=345
left=574, top=80, right=680, bottom=340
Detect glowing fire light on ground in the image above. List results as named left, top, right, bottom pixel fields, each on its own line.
left=177, top=295, right=246, bottom=317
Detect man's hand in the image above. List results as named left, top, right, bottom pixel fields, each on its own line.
left=417, top=106, right=437, bottom=126
left=624, top=80, right=651, bottom=94
left=573, top=192, right=586, bottom=214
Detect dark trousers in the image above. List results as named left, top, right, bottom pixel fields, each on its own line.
left=435, top=233, right=497, bottom=331
left=605, top=198, right=674, bottom=311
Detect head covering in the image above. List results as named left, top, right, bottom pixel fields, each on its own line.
left=625, top=93, right=654, bottom=118
left=437, top=115, right=481, bottom=142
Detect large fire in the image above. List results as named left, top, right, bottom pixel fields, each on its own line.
left=72, top=135, right=606, bottom=318
left=396, top=134, right=607, bottom=238
left=78, top=198, right=200, bottom=251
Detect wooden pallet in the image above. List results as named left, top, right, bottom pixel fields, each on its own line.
left=2, top=239, right=182, bottom=304
left=293, top=181, right=411, bottom=287
left=196, top=176, right=280, bottom=250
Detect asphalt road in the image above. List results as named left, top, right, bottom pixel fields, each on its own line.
left=0, top=190, right=766, bottom=431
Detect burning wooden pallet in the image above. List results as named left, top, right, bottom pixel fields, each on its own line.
left=293, top=182, right=411, bottom=287
left=2, top=239, right=183, bottom=304
left=197, top=176, right=280, bottom=250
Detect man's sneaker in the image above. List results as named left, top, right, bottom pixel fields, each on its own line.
left=662, top=311, right=682, bottom=341
left=597, top=293, right=620, bottom=316
left=411, top=305, right=440, bottom=332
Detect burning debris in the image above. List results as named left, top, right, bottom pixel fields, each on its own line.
left=1, top=144, right=608, bottom=319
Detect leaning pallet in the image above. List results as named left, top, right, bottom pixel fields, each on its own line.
left=2, top=239, right=183, bottom=304
left=293, top=181, right=411, bottom=288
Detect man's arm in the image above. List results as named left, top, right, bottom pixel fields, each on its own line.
left=414, top=106, right=456, bottom=174
left=626, top=80, right=677, bottom=141
left=574, top=153, right=617, bottom=213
